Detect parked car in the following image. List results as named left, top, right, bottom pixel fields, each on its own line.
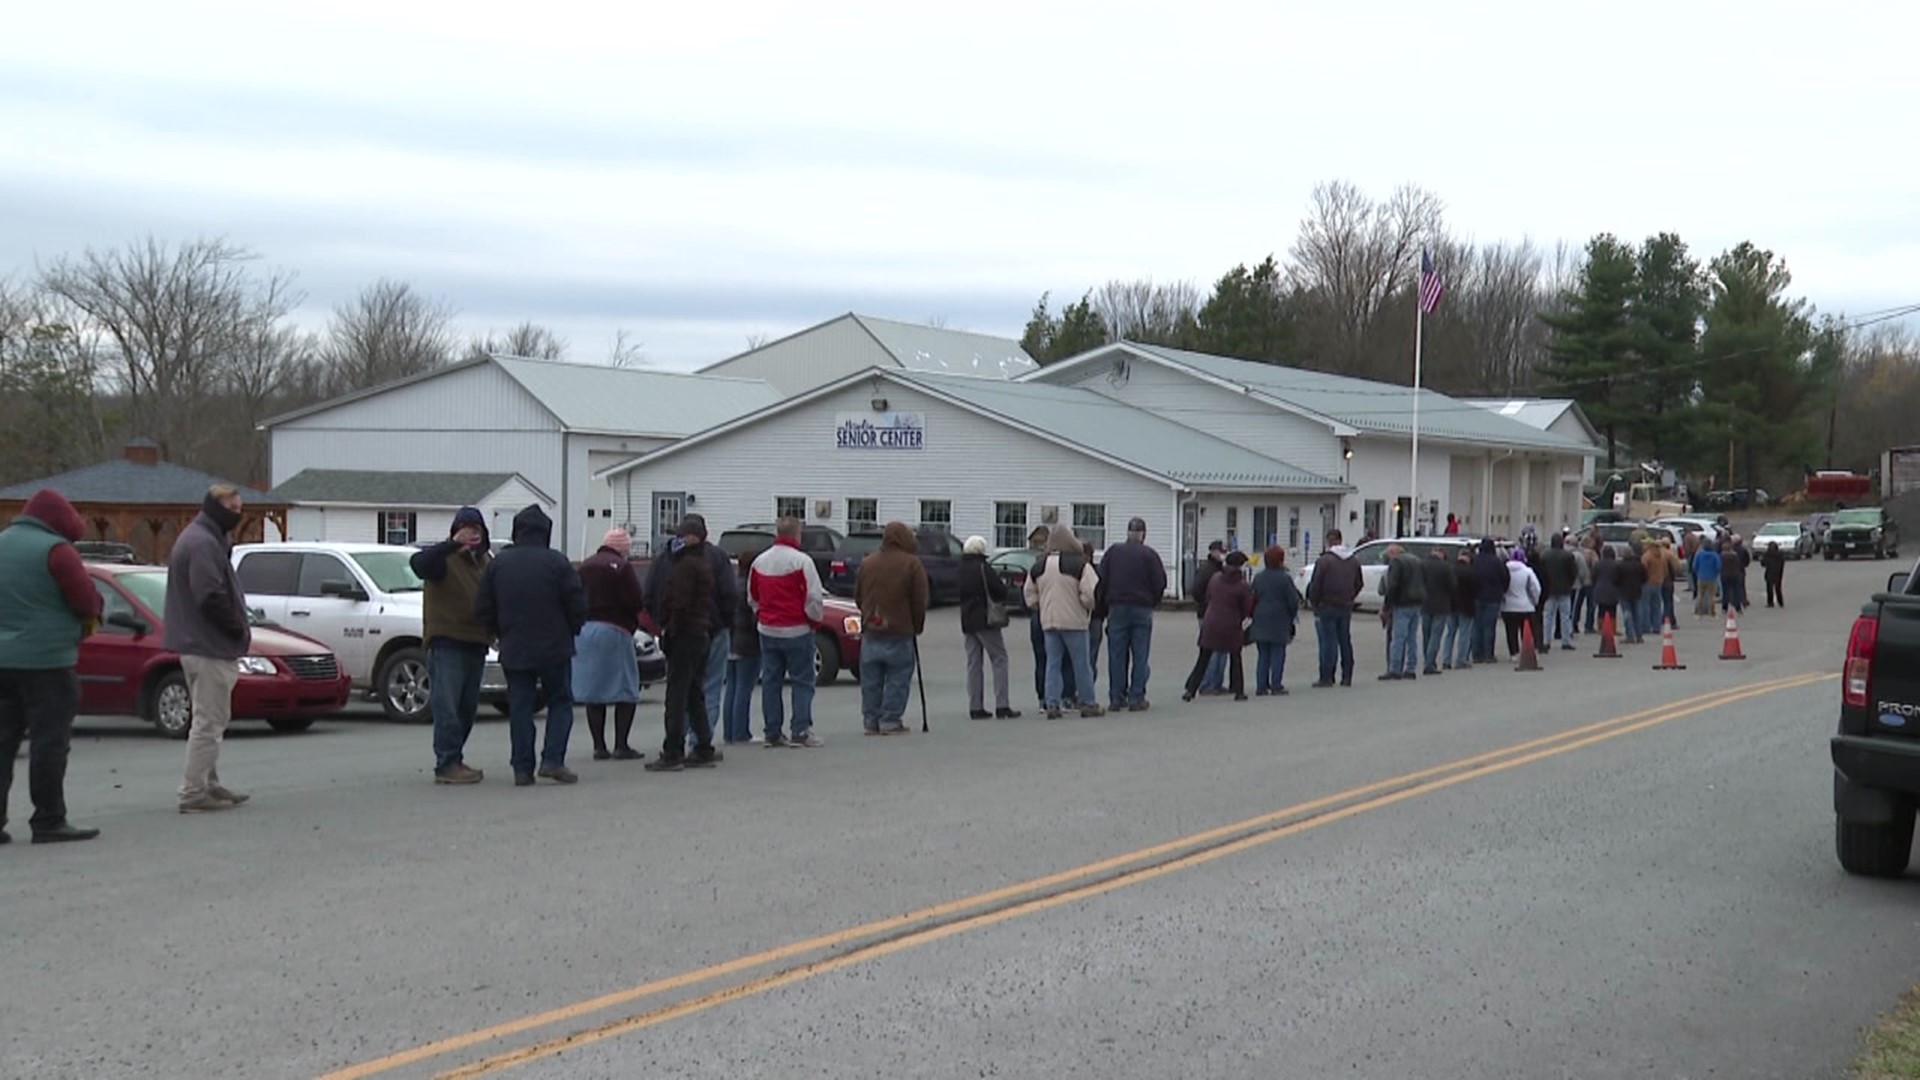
left=1575, top=521, right=1687, bottom=555
left=825, top=527, right=966, bottom=604
left=79, top=563, right=352, bottom=738
left=1654, top=516, right=1725, bottom=539
left=1297, top=537, right=1480, bottom=613
left=987, top=549, right=1042, bottom=613
left=717, top=523, right=844, bottom=579
left=1830, top=558, right=1920, bottom=876
left=1751, top=520, right=1812, bottom=560
left=1826, top=507, right=1901, bottom=561
left=812, top=596, right=863, bottom=684
left=74, top=541, right=139, bottom=564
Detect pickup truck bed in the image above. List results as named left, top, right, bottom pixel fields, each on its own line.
left=1830, top=559, right=1920, bottom=876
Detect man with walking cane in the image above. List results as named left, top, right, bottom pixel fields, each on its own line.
left=855, top=522, right=929, bottom=735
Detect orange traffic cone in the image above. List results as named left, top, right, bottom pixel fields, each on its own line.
left=1653, top=618, right=1687, bottom=670
left=1515, top=618, right=1542, bottom=672
left=1593, top=612, right=1622, bottom=659
left=1719, top=611, right=1746, bottom=661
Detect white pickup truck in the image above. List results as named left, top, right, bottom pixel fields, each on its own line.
left=230, top=542, right=508, bottom=722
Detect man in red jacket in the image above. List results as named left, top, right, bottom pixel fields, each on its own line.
left=749, top=517, right=826, bottom=748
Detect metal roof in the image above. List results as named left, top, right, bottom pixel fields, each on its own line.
left=852, top=315, right=1038, bottom=380
left=489, top=355, right=784, bottom=435
left=271, top=469, right=544, bottom=507
left=894, top=371, right=1347, bottom=492
left=1115, top=344, right=1596, bottom=454
left=0, top=459, right=279, bottom=506
left=1460, top=398, right=1602, bottom=445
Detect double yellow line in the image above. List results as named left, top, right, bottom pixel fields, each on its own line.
left=323, top=671, right=1834, bottom=1080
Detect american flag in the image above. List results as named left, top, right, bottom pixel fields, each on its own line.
left=1418, top=248, right=1445, bottom=314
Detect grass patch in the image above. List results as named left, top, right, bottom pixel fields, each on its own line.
left=1858, top=987, right=1920, bottom=1079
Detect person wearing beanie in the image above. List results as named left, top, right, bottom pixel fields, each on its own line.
left=1183, top=550, right=1251, bottom=701
left=646, top=516, right=723, bottom=768
left=168, top=484, right=256, bottom=813
left=958, top=534, right=1018, bottom=720
left=573, top=527, right=646, bottom=761
left=476, top=504, right=587, bottom=785
left=0, top=488, right=104, bottom=843
left=1096, top=516, right=1167, bottom=711
left=645, top=512, right=738, bottom=756
left=410, top=506, right=495, bottom=783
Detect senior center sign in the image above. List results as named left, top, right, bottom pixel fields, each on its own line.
left=835, top=411, right=925, bottom=451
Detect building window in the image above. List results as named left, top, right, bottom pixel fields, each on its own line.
left=380, top=511, right=417, bottom=546
left=1071, top=503, right=1106, bottom=551
left=775, top=496, right=806, bottom=521
left=847, top=497, right=878, bottom=533
left=1225, top=506, right=1239, bottom=551
left=1288, top=506, right=1301, bottom=550
left=919, top=500, right=952, bottom=533
left=1252, top=505, right=1279, bottom=551
left=993, top=501, right=1027, bottom=550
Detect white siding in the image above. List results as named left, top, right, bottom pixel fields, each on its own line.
left=1548, top=413, right=1600, bottom=483
left=1050, top=360, right=1345, bottom=479
left=606, top=380, right=1180, bottom=587
left=285, top=507, right=452, bottom=544
left=1194, top=492, right=1338, bottom=570
left=1346, top=436, right=1455, bottom=535
left=698, top=316, right=895, bottom=398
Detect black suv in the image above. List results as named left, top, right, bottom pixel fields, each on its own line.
left=1825, top=507, right=1900, bottom=560
left=717, top=523, right=845, bottom=577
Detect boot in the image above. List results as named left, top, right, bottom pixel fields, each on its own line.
left=612, top=703, right=638, bottom=759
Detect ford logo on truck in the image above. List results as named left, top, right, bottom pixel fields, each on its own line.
left=1878, top=701, right=1920, bottom=727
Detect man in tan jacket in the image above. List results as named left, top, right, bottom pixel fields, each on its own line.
left=1641, top=538, right=1683, bottom=633
left=855, top=522, right=930, bottom=735
left=1024, top=524, right=1103, bottom=719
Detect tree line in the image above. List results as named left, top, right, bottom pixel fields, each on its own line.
left=0, top=237, right=632, bottom=489
left=1020, top=180, right=1920, bottom=497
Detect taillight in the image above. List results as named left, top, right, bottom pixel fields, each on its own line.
left=1844, top=615, right=1878, bottom=708
left=830, top=560, right=847, bottom=575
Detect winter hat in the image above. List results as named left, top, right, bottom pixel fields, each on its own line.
left=602, top=527, right=633, bottom=557
left=676, top=514, right=708, bottom=540
left=963, top=535, right=989, bottom=556
left=1225, top=550, right=1249, bottom=568
left=1207, top=540, right=1226, bottom=553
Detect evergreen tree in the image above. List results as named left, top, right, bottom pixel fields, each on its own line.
left=1538, top=234, right=1639, bottom=467
left=1626, top=233, right=1706, bottom=465
left=1019, top=290, right=1110, bottom=365
left=1694, top=242, right=1817, bottom=491
left=1193, top=256, right=1292, bottom=361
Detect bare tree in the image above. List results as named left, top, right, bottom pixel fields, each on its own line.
left=466, top=320, right=568, bottom=362
left=607, top=328, right=647, bottom=368
left=323, top=279, right=454, bottom=392
left=39, top=236, right=300, bottom=467
left=1445, top=239, right=1549, bottom=394
left=925, top=315, right=949, bottom=330
left=1092, top=278, right=1199, bottom=346
left=1286, top=181, right=1446, bottom=374
left=220, top=324, right=320, bottom=483
left=742, top=332, right=769, bottom=352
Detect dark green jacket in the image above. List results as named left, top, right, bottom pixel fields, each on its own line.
left=0, top=516, right=92, bottom=669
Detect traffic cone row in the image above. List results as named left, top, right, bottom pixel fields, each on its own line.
left=1593, top=612, right=1622, bottom=659
left=1719, top=611, right=1746, bottom=661
left=1653, top=618, right=1687, bottom=671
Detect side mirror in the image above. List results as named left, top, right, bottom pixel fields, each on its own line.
left=320, top=580, right=369, bottom=602
left=105, top=611, right=150, bottom=636
left=1889, top=573, right=1911, bottom=595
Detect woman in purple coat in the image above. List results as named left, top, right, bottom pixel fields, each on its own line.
left=1182, top=551, right=1252, bottom=702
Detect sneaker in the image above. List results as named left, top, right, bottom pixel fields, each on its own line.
left=1080, top=704, right=1106, bottom=717
left=864, top=726, right=884, bottom=736
left=1231, top=694, right=1248, bottom=702
left=643, top=758, right=683, bottom=772
left=791, top=730, right=825, bottom=748
left=996, top=707, right=1023, bottom=719
left=969, top=710, right=992, bottom=720
left=434, top=764, right=484, bottom=785
left=879, top=724, right=909, bottom=735
left=210, top=784, right=251, bottom=804
left=1559, top=644, right=1576, bottom=652
left=178, top=795, right=233, bottom=813
left=1378, top=672, right=1400, bottom=681
left=514, top=772, right=535, bottom=787
left=612, top=747, right=644, bottom=761
left=1311, top=680, right=1335, bottom=689
left=1128, top=700, right=1150, bottom=712
left=1273, top=687, right=1290, bottom=696
left=537, top=765, right=578, bottom=784
left=1255, top=688, right=1270, bottom=697
left=1422, top=667, right=1441, bottom=676
left=685, top=755, right=718, bottom=768
left=1045, top=707, right=1063, bottom=719
left=763, top=734, right=788, bottom=749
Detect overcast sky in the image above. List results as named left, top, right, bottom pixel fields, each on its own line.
left=2, top=1, right=1913, bottom=369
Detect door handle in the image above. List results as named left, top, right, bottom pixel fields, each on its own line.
left=290, top=610, right=312, bottom=617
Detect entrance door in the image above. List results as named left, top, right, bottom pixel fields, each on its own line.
left=652, top=491, right=686, bottom=553
left=1181, top=501, right=1200, bottom=597
left=1364, top=499, right=1386, bottom=541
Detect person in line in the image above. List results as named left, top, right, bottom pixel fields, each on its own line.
left=168, top=484, right=255, bottom=814
left=1184, top=550, right=1251, bottom=701
left=1722, top=535, right=1751, bottom=616
left=1659, top=538, right=1685, bottom=630
left=748, top=517, right=825, bottom=748
left=958, top=535, right=1018, bottom=720
left=1025, top=524, right=1103, bottom=719
left=1639, top=537, right=1670, bottom=635
left=1025, top=525, right=1077, bottom=708
left=856, top=521, right=931, bottom=735
left=1617, top=543, right=1648, bottom=645
left=723, top=551, right=760, bottom=745
left=1083, top=541, right=1106, bottom=688
left=1501, top=546, right=1543, bottom=660
left=0, top=489, right=104, bottom=842
left=1419, top=548, right=1455, bottom=676
left=1378, top=544, right=1425, bottom=681
left=1443, top=513, right=1461, bottom=536
left=1447, top=549, right=1477, bottom=670
left=476, top=505, right=587, bottom=785
left=573, top=527, right=646, bottom=761
left=646, top=517, right=721, bottom=769
left=1761, top=540, right=1788, bottom=608
left=1190, top=541, right=1229, bottom=695
left=410, top=506, right=494, bottom=784
left=1590, top=545, right=1621, bottom=632
left=1538, top=533, right=1579, bottom=652
left=643, top=514, right=736, bottom=758
left=1249, top=546, right=1301, bottom=696
left=1470, top=538, right=1509, bottom=664
left=1306, top=529, right=1363, bottom=688
left=1692, top=539, right=1723, bottom=619
left=1098, top=516, right=1167, bottom=712
left=1571, top=534, right=1595, bottom=638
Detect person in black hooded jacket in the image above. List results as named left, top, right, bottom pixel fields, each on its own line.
left=1470, top=538, right=1509, bottom=664
left=476, top=505, right=586, bottom=786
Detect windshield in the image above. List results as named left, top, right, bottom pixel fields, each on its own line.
left=1756, top=524, right=1797, bottom=536
left=1833, top=509, right=1881, bottom=526
left=351, top=552, right=424, bottom=593
left=118, top=570, right=169, bottom=614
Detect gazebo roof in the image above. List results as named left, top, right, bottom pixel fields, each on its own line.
left=0, top=459, right=279, bottom=506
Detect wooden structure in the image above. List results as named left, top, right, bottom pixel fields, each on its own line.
left=0, top=439, right=286, bottom=564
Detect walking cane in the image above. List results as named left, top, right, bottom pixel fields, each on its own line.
left=912, top=636, right=929, bottom=732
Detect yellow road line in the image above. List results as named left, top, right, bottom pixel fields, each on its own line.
left=321, top=673, right=1830, bottom=1080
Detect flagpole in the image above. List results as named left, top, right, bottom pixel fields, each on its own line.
left=1411, top=276, right=1423, bottom=537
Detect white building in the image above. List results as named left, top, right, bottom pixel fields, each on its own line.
left=271, top=469, right=553, bottom=545
left=698, top=312, right=1037, bottom=398
left=1461, top=398, right=1606, bottom=484
left=263, top=355, right=782, bottom=557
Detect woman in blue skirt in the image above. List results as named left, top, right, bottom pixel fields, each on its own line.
left=574, top=528, right=647, bottom=760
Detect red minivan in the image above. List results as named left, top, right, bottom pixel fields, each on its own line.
left=79, top=563, right=353, bottom=738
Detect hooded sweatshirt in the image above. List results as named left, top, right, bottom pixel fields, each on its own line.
left=1471, top=540, right=1510, bottom=605
left=1501, top=554, right=1542, bottom=614
left=1306, top=544, right=1363, bottom=612
left=411, top=505, right=493, bottom=649
left=0, top=488, right=102, bottom=669
left=475, top=505, right=586, bottom=670
left=856, top=521, right=929, bottom=636
left=1024, top=524, right=1098, bottom=631
left=164, top=492, right=251, bottom=660
left=660, top=537, right=715, bottom=638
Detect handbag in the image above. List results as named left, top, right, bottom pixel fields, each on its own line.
left=981, top=565, right=1011, bottom=629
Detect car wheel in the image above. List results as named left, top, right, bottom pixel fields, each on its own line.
left=146, top=669, right=193, bottom=740
left=815, top=631, right=841, bottom=686
left=1836, top=812, right=1915, bottom=878
left=377, top=646, right=431, bottom=723
left=268, top=717, right=317, bottom=734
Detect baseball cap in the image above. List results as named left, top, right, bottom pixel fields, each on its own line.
left=1207, top=540, right=1226, bottom=553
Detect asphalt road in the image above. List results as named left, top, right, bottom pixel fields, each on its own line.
left=5, top=551, right=1916, bottom=1080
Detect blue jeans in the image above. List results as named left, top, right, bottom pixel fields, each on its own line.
left=1421, top=611, right=1449, bottom=671
left=1449, top=612, right=1474, bottom=667
left=1473, top=600, right=1501, bottom=662
left=1641, top=589, right=1662, bottom=634
left=1620, top=597, right=1641, bottom=640
left=1031, top=612, right=1076, bottom=702
left=1314, top=610, right=1354, bottom=684
left=686, top=629, right=729, bottom=752
left=860, top=632, right=916, bottom=730
left=429, top=642, right=486, bottom=773
left=1201, top=652, right=1226, bottom=693
left=1105, top=604, right=1154, bottom=706
left=759, top=631, right=815, bottom=740
left=1043, top=628, right=1096, bottom=709
left=1660, top=584, right=1677, bottom=630
left=1254, top=640, right=1288, bottom=693
left=723, top=656, right=756, bottom=742
left=1573, top=586, right=1593, bottom=633
left=1543, top=594, right=1574, bottom=647
left=505, top=662, right=573, bottom=775
left=1388, top=607, right=1420, bottom=676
